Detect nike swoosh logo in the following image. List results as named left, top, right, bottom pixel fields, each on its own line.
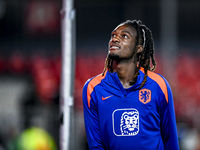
left=102, top=95, right=113, bottom=100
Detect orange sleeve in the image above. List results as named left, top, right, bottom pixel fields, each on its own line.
left=87, top=72, right=107, bottom=108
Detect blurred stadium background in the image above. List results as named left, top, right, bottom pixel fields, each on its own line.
left=0, top=0, right=200, bottom=149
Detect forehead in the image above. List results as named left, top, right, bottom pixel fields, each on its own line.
left=113, top=24, right=137, bottom=37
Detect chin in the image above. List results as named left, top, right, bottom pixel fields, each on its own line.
left=108, top=53, right=121, bottom=61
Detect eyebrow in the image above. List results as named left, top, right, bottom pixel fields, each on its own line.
left=122, top=31, right=133, bottom=37
left=112, top=30, right=133, bottom=37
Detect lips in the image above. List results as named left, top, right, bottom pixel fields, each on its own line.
left=109, top=43, right=120, bottom=50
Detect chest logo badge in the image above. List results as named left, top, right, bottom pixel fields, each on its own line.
left=102, top=95, right=113, bottom=100
left=112, top=108, right=139, bottom=136
left=139, top=89, right=151, bottom=104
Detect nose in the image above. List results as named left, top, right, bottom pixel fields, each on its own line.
left=112, top=35, right=120, bottom=42
left=129, top=119, right=133, bottom=125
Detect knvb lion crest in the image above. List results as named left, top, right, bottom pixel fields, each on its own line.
left=120, top=110, right=139, bottom=136
left=112, top=108, right=139, bottom=136
left=139, top=89, right=151, bottom=104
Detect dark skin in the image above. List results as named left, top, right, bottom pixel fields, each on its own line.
left=108, top=24, right=143, bottom=88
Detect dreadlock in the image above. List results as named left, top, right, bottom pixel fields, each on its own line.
left=102, top=20, right=156, bottom=89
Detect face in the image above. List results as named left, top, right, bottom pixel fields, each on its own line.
left=108, top=24, right=138, bottom=60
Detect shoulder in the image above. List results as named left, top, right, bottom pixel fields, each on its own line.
left=140, top=68, right=168, bottom=86
left=83, top=71, right=107, bottom=97
left=140, top=68, right=170, bottom=103
left=84, top=72, right=107, bottom=90
left=83, top=72, right=107, bottom=108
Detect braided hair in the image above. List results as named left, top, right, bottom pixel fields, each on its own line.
left=102, top=20, right=156, bottom=89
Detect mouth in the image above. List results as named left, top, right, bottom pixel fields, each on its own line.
left=109, top=44, right=120, bottom=50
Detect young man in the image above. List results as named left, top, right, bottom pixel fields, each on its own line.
left=82, top=20, right=179, bottom=150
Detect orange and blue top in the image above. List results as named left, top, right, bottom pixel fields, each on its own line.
left=82, top=68, right=179, bottom=150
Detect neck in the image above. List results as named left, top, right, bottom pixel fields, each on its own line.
left=112, top=58, right=137, bottom=88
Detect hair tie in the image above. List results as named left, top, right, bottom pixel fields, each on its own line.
left=142, top=29, right=146, bottom=48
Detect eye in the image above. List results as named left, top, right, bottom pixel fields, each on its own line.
left=111, top=34, right=116, bottom=38
left=122, top=34, right=128, bottom=38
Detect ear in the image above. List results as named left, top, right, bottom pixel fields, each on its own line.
left=136, top=45, right=143, bottom=54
